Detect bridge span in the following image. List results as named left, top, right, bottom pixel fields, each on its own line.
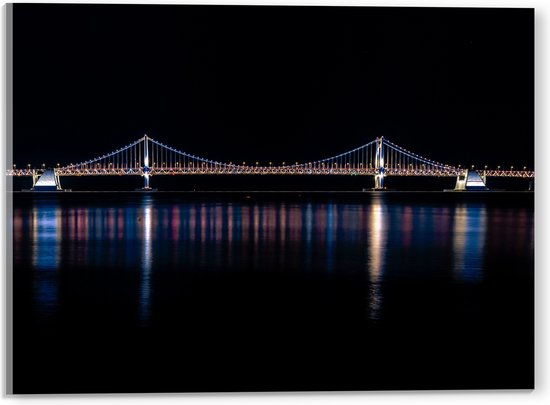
left=7, top=135, right=534, bottom=191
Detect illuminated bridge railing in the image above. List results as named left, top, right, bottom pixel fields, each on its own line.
left=54, top=167, right=145, bottom=176
left=6, top=169, right=37, bottom=176
left=483, top=170, right=534, bottom=178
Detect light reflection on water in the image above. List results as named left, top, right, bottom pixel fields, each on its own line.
left=367, top=199, right=386, bottom=320
left=453, top=205, right=487, bottom=283
left=13, top=196, right=533, bottom=324
left=30, top=205, right=61, bottom=320
left=140, top=201, right=153, bottom=326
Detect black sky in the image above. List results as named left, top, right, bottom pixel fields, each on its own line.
left=13, top=4, right=534, bottom=169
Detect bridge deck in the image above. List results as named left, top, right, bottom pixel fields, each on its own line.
left=7, top=135, right=534, bottom=179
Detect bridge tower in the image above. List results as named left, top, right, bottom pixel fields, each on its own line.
left=374, top=137, right=385, bottom=190
left=142, top=134, right=151, bottom=190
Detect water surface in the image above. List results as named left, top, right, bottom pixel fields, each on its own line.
left=12, top=192, right=534, bottom=393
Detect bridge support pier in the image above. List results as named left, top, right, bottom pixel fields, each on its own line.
left=31, top=170, right=39, bottom=188
left=54, top=171, right=62, bottom=190
left=374, top=173, right=385, bottom=190
left=143, top=172, right=151, bottom=190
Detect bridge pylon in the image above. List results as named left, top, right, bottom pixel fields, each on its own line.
left=373, top=137, right=385, bottom=190
left=142, top=134, right=152, bottom=190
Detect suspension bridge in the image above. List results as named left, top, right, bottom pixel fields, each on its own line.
left=7, top=135, right=534, bottom=191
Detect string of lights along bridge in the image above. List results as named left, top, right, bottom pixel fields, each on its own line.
left=8, top=135, right=534, bottom=191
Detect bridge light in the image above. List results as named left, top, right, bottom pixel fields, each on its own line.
left=498, top=166, right=500, bottom=170
left=13, top=164, right=15, bottom=168
left=282, top=162, right=285, bottom=165
left=511, top=166, right=514, bottom=170
left=269, top=162, right=272, bottom=166
left=471, top=165, right=475, bottom=169
left=524, top=166, right=527, bottom=170
left=256, top=162, right=259, bottom=165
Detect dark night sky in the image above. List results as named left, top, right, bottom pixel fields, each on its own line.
left=13, top=4, right=534, bottom=169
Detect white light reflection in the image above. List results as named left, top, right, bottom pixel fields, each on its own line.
left=367, top=199, right=387, bottom=321
left=452, top=206, right=486, bottom=283
left=31, top=207, right=61, bottom=270
left=139, top=201, right=153, bottom=326
left=31, top=205, right=62, bottom=320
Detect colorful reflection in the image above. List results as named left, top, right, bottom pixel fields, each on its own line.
left=367, top=199, right=387, bottom=321
left=12, top=195, right=532, bottom=329
left=452, top=205, right=487, bottom=283
left=31, top=204, right=62, bottom=320
left=139, top=200, right=153, bottom=326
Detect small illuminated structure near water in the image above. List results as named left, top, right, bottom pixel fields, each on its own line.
left=31, top=169, right=62, bottom=191
left=454, top=170, right=489, bottom=191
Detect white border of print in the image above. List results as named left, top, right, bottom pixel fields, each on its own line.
left=0, top=1, right=546, bottom=405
